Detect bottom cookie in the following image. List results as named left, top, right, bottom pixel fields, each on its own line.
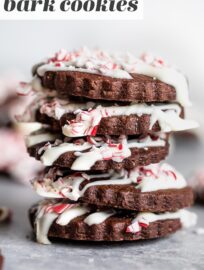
left=29, top=200, right=197, bottom=244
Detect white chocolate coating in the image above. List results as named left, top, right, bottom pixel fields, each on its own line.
left=39, top=135, right=165, bottom=170
left=32, top=163, right=187, bottom=201
left=26, top=132, right=59, bottom=147
left=34, top=48, right=191, bottom=107
left=61, top=103, right=198, bottom=137
left=34, top=200, right=196, bottom=245
left=16, top=122, right=44, bottom=136
left=35, top=201, right=114, bottom=244
left=126, top=209, right=197, bottom=233
left=84, top=210, right=115, bottom=226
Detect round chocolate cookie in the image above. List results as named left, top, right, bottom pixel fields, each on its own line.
left=32, top=164, right=194, bottom=212
left=80, top=186, right=194, bottom=212
left=28, top=137, right=169, bottom=171
left=36, top=109, right=162, bottom=136
left=29, top=201, right=184, bottom=243
left=40, top=71, right=176, bottom=103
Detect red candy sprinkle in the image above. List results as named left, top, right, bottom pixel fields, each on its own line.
left=138, top=222, right=149, bottom=229
left=87, top=136, right=95, bottom=145
left=108, top=143, right=117, bottom=148
left=166, top=171, right=177, bottom=180
left=126, top=227, right=132, bottom=233
left=137, top=176, right=143, bottom=184
left=118, top=143, right=123, bottom=150
left=158, top=59, right=164, bottom=65
left=46, top=204, right=70, bottom=214
left=58, top=192, right=66, bottom=198
left=73, top=172, right=83, bottom=177
left=90, top=125, right=99, bottom=136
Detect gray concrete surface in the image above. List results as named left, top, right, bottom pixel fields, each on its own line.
left=1, top=137, right=204, bottom=270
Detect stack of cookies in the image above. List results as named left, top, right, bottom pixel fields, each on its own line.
left=20, top=48, right=198, bottom=244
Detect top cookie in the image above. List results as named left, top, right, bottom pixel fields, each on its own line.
left=32, top=48, right=191, bottom=106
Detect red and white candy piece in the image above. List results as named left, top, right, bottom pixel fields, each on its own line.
left=63, top=107, right=110, bottom=137
left=126, top=216, right=149, bottom=234
left=45, top=203, right=73, bottom=214
left=140, top=53, right=167, bottom=68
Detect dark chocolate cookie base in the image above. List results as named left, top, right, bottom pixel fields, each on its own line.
left=29, top=204, right=181, bottom=242
left=28, top=140, right=169, bottom=171
left=41, top=71, right=176, bottom=103
left=80, top=186, right=194, bottom=212
left=36, top=110, right=161, bottom=136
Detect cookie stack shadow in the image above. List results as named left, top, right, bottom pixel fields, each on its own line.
left=21, top=49, right=198, bottom=244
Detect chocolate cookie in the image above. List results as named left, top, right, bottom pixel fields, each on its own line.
left=28, top=136, right=169, bottom=171
left=29, top=201, right=184, bottom=243
left=40, top=71, right=176, bottom=103
left=36, top=110, right=162, bottom=136
left=36, top=107, right=187, bottom=137
left=80, top=186, right=194, bottom=212
left=32, top=164, right=194, bottom=212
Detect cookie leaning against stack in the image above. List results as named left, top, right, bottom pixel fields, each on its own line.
left=19, top=48, right=198, bottom=244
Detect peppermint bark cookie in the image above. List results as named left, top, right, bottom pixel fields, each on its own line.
left=32, top=164, right=194, bottom=212
left=29, top=200, right=196, bottom=244
left=32, top=48, right=191, bottom=106
left=34, top=97, right=198, bottom=137
left=41, top=71, right=176, bottom=103
left=27, top=133, right=169, bottom=170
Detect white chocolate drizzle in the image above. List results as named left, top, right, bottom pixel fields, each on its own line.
left=16, top=122, right=44, bottom=136
left=126, top=209, right=197, bottom=233
left=35, top=200, right=115, bottom=244
left=40, top=97, right=96, bottom=120
left=34, top=200, right=196, bottom=245
left=32, top=163, right=187, bottom=201
left=26, top=132, right=59, bottom=147
left=61, top=103, right=198, bottom=137
left=39, top=135, right=165, bottom=170
left=84, top=210, right=115, bottom=226
left=34, top=48, right=191, bottom=107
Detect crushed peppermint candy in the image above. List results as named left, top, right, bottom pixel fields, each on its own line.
left=126, top=214, right=150, bottom=233
left=17, top=82, right=33, bottom=96
left=45, top=203, right=73, bottom=214
left=37, top=48, right=170, bottom=78
left=32, top=163, right=187, bottom=201
left=39, top=135, right=132, bottom=170
left=32, top=47, right=191, bottom=107
left=62, top=106, right=110, bottom=137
